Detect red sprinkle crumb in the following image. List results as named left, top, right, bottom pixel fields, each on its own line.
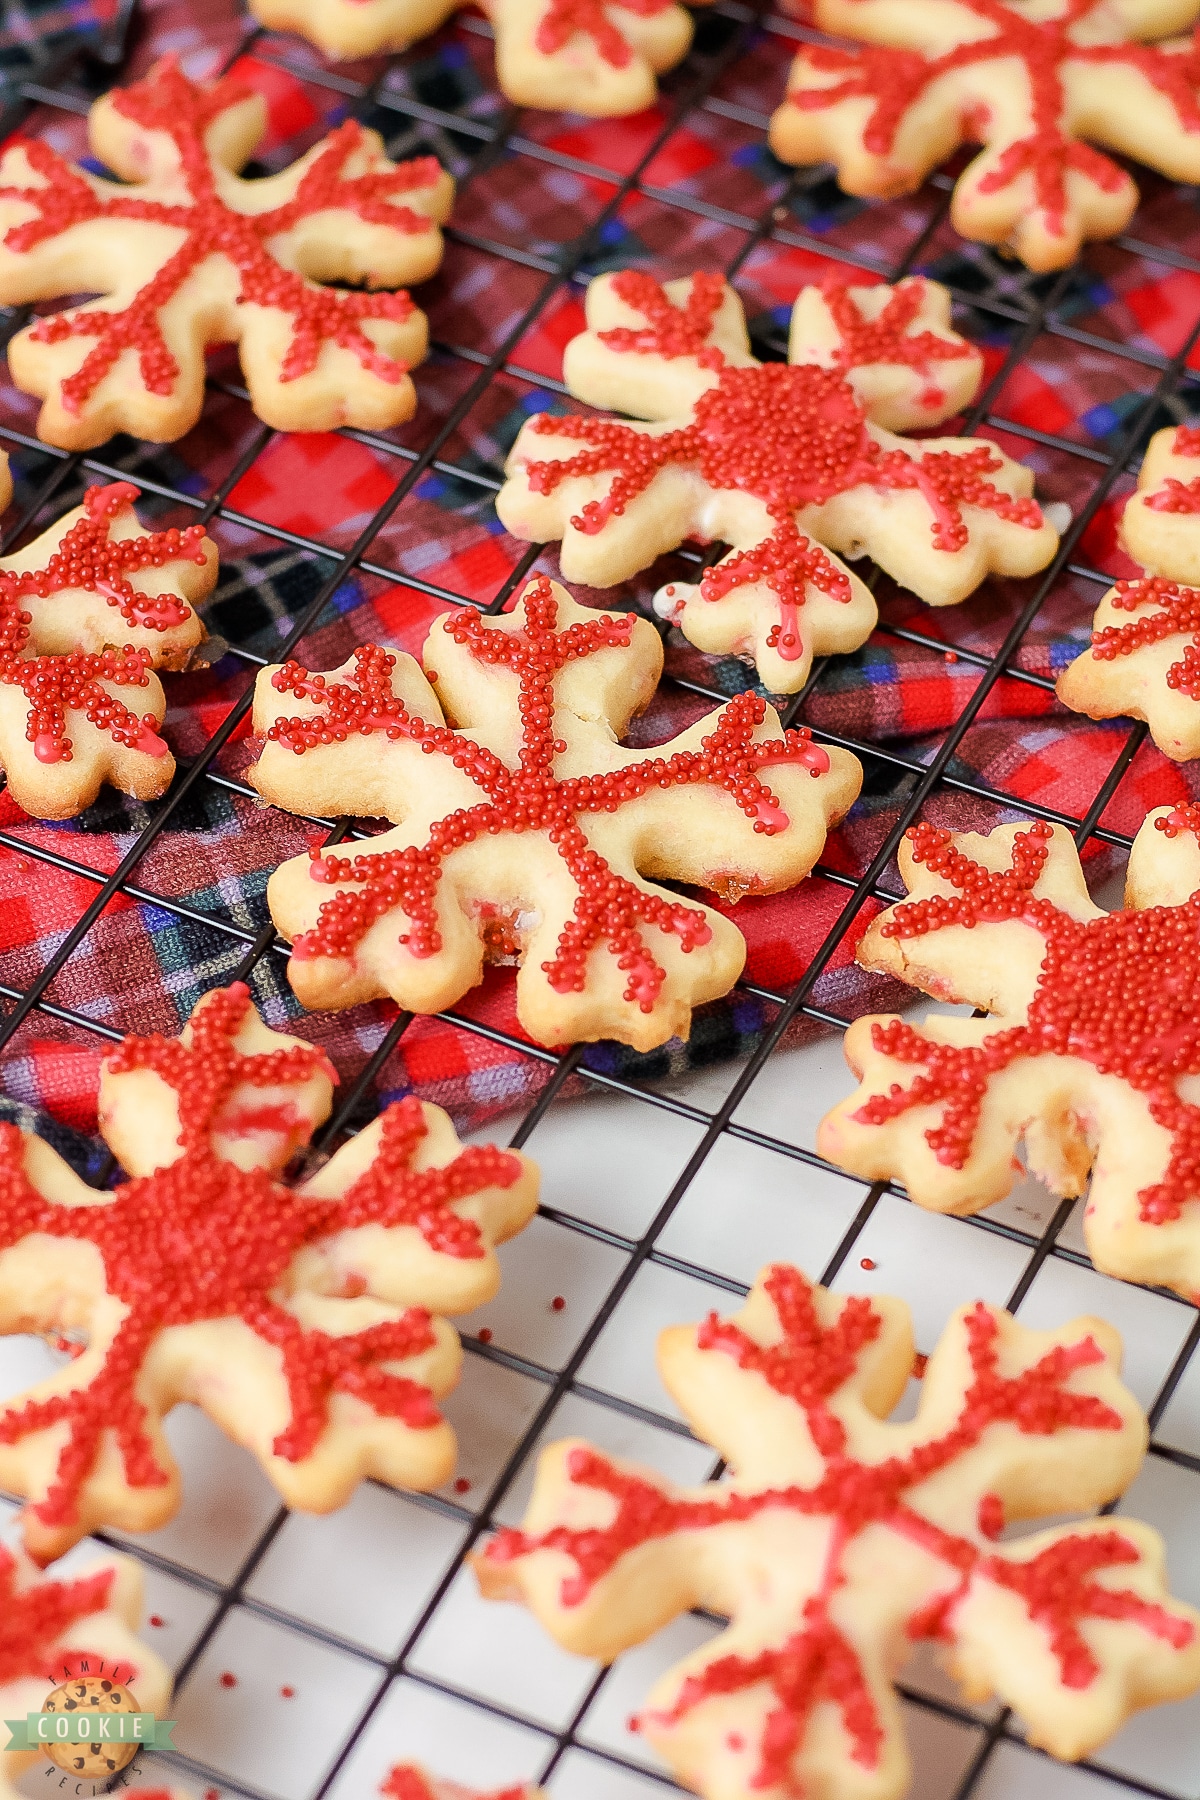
left=913, top=1352, right=929, bottom=1377
left=551, top=1295, right=566, bottom=1312
left=280, top=1686, right=296, bottom=1698
left=454, top=1477, right=471, bottom=1494
left=859, top=1257, right=876, bottom=1270
left=219, top=1671, right=237, bottom=1689
left=148, top=1614, right=166, bottom=1628
left=478, top=1326, right=493, bottom=1343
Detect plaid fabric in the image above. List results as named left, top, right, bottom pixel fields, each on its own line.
left=4, top=0, right=1200, bottom=1172
left=0, top=0, right=110, bottom=85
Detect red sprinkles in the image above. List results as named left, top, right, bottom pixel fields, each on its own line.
left=486, top=1265, right=1191, bottom=1789
left=526, top=273, right=1038, bottom=662
left=857, top=813, right=1200, bottom=1224
left=0, top=1544, right=115, bottom=1685
left=0, top=481, right=207, bottom=768
left=793, top=0, right=1200, bottom=245
left=0, top=61, right=442, bottom=419
left=534, top=0, right=672, bottom=66
left=0, top=982, right=525, bottom=1537
left=269, top=578, right=829, bottom=1014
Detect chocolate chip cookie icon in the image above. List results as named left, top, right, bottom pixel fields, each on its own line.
left=41, top=1675, right=139, bottom=1775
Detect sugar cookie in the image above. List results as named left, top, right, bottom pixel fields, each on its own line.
left=0, top=1544, right=173, bottom=1796
left=0, top=58, right=453, bottom=447
left=769, top=0, right=1200, bottom=273
left=0, top=981, right=538, bottom=1561
left=249, top=0, right=701, bottom=116
left=0, top=463, right=216, bottom=818
left=1059, top=424, right=1200, bottom=758
left=820, top=808, right=1200, bottom=1298
left=496, top=271, right=1057, bottom=693
left=250, top=575, right=862, bottom=1050
left=478, top=1262, right=1200, bottom=1800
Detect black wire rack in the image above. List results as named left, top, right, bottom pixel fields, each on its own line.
left=2, top=2, right=1200, bottom=1797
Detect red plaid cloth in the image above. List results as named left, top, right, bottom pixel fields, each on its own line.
left=3, top=0, right=1199, bottom=1165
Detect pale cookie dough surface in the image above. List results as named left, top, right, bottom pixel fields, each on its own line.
left=250, top=576, right=861, bottom=1051
left=819, top=807, right=1200, bottom=1298
left=476, top=1261, right=1200, bottom=1800
left=0, top=981, right=538, bottom=1562
left=497, top=270, right=1056, bottom=694
left=0, top=472, right=217, bottom=818
left=249, top=0, right=701, bottom=116
left=768, top=0, right=1200, bottom=273
left=0, top=58, right=453, bottom=448
left=1058, top=423, right=1200, bottom=759
left=0, top=1545, right=173, bottom=1793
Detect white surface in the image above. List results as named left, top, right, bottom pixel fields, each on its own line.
left=3, top=1024, right=1199, bottom=1800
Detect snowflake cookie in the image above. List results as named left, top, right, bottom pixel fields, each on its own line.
left=495, top=271, right=1058, bottom=694
left=1058, top=423, right=1200, bottom=759
left=0, top=58, right=454, bottom=449
left=0, top=981, right=538, bottom=1562
left=249, top=575, right=862, bottom=1050
left=382, top=1766, right=541, bottom=1800
left=818, top=806, right=1200, bottom=1298
left=478, top=1261, right=1200, bottom=1800
left=250, top=0, right=703, bottom=116
left=768, top=0, right=1200, bottom=273
left=0, top=1544, right=173, bottom=1795
left=0, top=456, right=217, bottom=819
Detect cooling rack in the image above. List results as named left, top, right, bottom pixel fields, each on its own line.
left=2, top=1, right=1200, bottom=1797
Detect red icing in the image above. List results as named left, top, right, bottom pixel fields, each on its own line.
left=1090, top=575, right=1200, bottom=699
left=0, top=59, right=441, bottom=418
left=531, top=276, right=1036, bottom=658
left=535, top=0, right=672, bottom=66
left=381, top=1770, right=529, bottom=1800
left=796, top=0, right=1200, bottom=243
left=267, top=579, right=829, bottom=1014
left=984, top=1533, right=1192, bottom=1688
left=1173, top=425, right=1200, bottom=458
left=485, top=1266, right=1177, bottom=1788
left=0, top=1544, right=115, bottom=1684
left=0, top=983, right=524, bottom=1533
left=1144, top=478, right=1200, bottom=514
left=602, top=270, right=729, bottom=369
left=0, top=482, right=207, bottom=767
left=857, top=817, right=1200, bottom=1222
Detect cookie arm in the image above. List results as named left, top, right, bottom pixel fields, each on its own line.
left=498, top=421, right=702, bottom=588
left=1120, top=424, right=1200, bottom=580
left=563, top=272, right=754, bottom=419
left=951, top=1518, right=1200, bottom=1759
left=1056, top=578, right=1200, bottom=761
left=245, top=0, right=459, bottom=59
left=817, top=1011, right=1100, bottom=1213
left=488, top=0, right=696, bottom=117
left=474, top=1438, right=710, bottom=1659
left=295, top=1100, right=540, bottom=1314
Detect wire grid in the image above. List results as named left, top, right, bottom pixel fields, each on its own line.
left=1, top=3, right=1200, bottom=1797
